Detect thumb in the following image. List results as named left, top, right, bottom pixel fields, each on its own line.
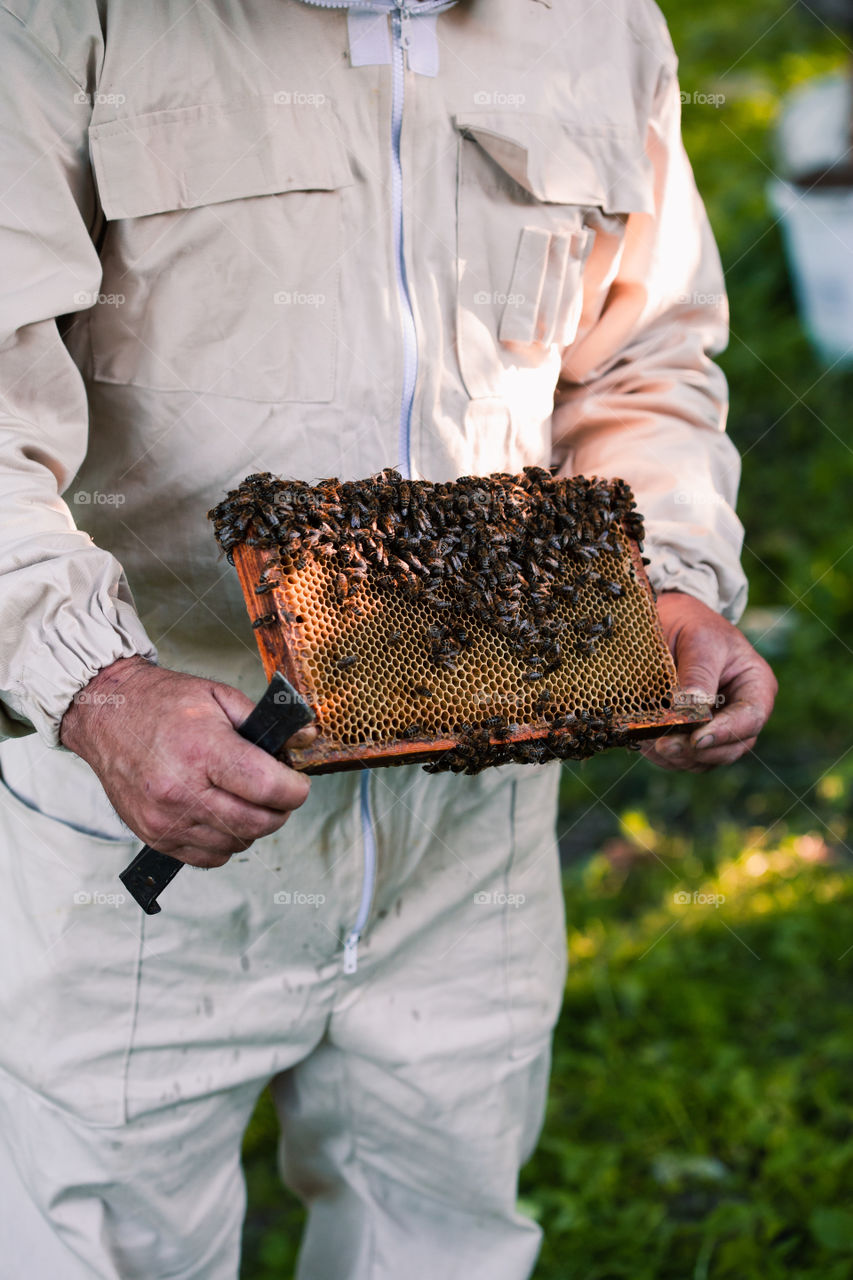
left=209, top=680, right=319, bottom=750
left=671, top=628, right=722, bottom=705
left=209, top=681, right=258, bottom=730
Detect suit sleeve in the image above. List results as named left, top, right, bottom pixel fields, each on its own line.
left=550, top=56, right=748, bottom=623
left=0, top=13, right=157, bottom=747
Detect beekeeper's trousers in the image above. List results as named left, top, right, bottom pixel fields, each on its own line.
left=0, top=745, right=566, bottom=1280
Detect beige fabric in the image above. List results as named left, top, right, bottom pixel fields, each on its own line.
left=0, top=757, right=564, bottom=1278
left=0, top=0, right=746, bottom=748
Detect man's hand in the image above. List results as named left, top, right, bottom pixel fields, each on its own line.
left=644, top=591, right=777, bottom=773
left=60, top=656, right=317, bottom=867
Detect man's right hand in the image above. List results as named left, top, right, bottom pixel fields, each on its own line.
left=60, top=656, right=316, bottom=867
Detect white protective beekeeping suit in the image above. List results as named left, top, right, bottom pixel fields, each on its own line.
left=0, top=1, right=745, bottom=1277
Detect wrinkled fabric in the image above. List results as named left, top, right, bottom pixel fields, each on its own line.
left=0, top=0, right=745, bottom=748
left=0, top=757, right=564, bottom=1278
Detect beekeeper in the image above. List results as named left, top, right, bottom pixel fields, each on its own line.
left=0, top=1, right=776, bottom=1277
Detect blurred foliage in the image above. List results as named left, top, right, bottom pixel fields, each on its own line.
left=664, top=0, right=853, bottom=756
left=242, top=1098, right=304, bottom=1278
left=527, top=831, right=853, bottom=1278
left=241, top=3, right=853, bottom=1276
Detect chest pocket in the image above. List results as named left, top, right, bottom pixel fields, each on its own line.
left=454, top=113, right=655, bottom=401
left=88, top=100, right=353, bottom=404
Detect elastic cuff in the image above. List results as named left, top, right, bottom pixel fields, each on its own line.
left=3, top=598, right=158, bottom=749
left=644, top=547, right=748, bottom=625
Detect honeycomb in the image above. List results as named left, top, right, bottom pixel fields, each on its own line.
left=212, top=470, right=711, bottom=774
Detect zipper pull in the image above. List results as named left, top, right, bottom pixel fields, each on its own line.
left=343, top=930, right=360, bottom=975
left=398, top=9, right=412, bottom=49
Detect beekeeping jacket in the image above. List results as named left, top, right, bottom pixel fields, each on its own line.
left=0, top=0, right=745, bottom=755
left=0, top=3, right=748, bottom=1276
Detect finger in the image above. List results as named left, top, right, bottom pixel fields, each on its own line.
left=644, top=732, right=719, bottom=771
left=209, top=680, right=258, bottom=729
left=689, top=659, right=776, bottom=748
left=691, top=734, right=759, bottom=766
left=641, top=748, right=711, bottom=773
left=152, top=808, right=291, bottom=864
left=648, top=730, right=759, bottom=772
left=211, top=681, right=319, bottom=750
left=207, top=735, right=311, bottom=811
left=641, top=751, right=683, bottom=773
left=640, top=737, right=689, bottom=771
left=689, top=698, right=768, bottom=751
left=161, top=843, right=234, bottom=870
left=647, top=733, right=691, bottom=762
left=197, top=789, right=293, bottom=844
left=287, top=723, right=319, bottom=750
left=134, top=819, right=241, bottom=866
left=138, top=779, right=284, bottom=851
left=670, top=631, right=725, bottom=707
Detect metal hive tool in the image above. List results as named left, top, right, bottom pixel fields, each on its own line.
left=209, top=468, right=712, bottom=775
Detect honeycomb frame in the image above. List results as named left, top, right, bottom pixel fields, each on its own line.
left=231, top=533, right=711, bottom=775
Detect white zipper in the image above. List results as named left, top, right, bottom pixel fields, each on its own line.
left=390, top=6, right=418, bottom=480
left=343, top=5, right=418, bottom=975
left=295, top=0, right=419, bottom=971
left=343, top=771, right=379, bottom=974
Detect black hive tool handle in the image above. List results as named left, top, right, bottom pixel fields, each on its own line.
left=119, top=672, right=315, bottom=916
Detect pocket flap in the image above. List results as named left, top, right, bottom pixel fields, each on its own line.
left=90, top=100, right=353, bottom=220
left=453, top=111, right=654, bottom=215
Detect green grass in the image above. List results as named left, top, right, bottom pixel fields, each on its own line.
left=240, top=3, right=853, bottom=1275
left=526, top=828, right=853, bottom=1279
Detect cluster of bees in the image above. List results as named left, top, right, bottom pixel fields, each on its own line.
left=210, top=466, right=648, bottom=775
left=423, top=707, right=638, bottom=775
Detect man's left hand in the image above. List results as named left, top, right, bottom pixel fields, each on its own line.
left=644, top=590, right=777, bottom=773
